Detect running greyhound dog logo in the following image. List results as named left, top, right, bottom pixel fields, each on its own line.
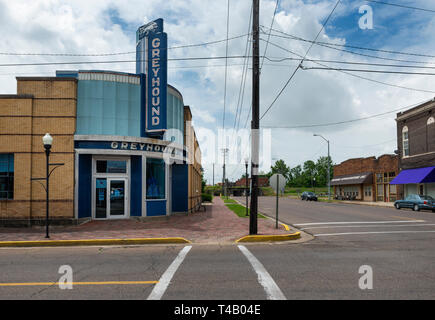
left=138, top=21, right=159, bottom=38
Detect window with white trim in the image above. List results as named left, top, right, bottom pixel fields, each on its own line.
left=402, top=126, right=409, bottom=157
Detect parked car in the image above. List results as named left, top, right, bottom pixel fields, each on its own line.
left=394, top=194, right=435, bottom=212
left=301, top=191, right=318, bottom=201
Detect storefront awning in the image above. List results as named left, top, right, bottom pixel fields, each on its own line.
left=331, top=172, right=373, bottom=186
left=390, top=166, right=435, bottom=184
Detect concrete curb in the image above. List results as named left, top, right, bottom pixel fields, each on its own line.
left=0, top=237, right=191, bottom=248
left=230, top=198, right=290, bottom=231
left=235, top=232, right=301, bottom=243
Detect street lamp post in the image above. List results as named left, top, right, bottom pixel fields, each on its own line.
left=42, top=133, right=53, bottom=239
left=245, top=158, right=249, bottom=216
left=31, top=133, right=64, bottom=239
left=313, top=134, right=331, bottom=201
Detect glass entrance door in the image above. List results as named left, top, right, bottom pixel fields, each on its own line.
left=95, top=178, right=127, bottom=219
left=109, top=179, right=126, bottom=218
left=96, top=178, right=107, bottom=219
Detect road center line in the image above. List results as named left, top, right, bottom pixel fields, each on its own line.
left=147, top=245, right=192, bottom=300
left=238, top=245, right=286, bottom=300
left=0, top=281, right=158, bottom=287
left=315, top=230, right=435, bottom=237
left=294, top=220, right=425, bottom=226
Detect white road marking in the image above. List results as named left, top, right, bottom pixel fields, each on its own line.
left=147, top=245, right=192, bottom=300
left=238, top=245, right=286, bottom=300
left=300, top=223, right=435, bottom=231
left=294, top=220, right=425, bottom=227
left=315, top=230, right=435, bottom=237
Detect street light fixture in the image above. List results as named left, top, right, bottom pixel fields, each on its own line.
left=245, top=158, right=249, bottom=216
left=313, top=134, right=331, bottom=201
left=31, top=133, right=64, bottom=239
left=43, top=133, right=53, bottom=239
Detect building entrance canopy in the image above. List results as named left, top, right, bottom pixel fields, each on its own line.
left=331, top=172, right=373, bottom=186
left=390, top=166, right=435, bottom=185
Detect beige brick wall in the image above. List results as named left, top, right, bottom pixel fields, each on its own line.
left=32, top=99, right=76, bottom=117
left=30, top=153, right=74, bottom=201
left=17, top=79, right=77, bottom=99
left=32, top=118, right=76, bottom=135
left=0, top=78, right=76, bottom=220
left=0, top=117, right=32, bottom=135
left=0, top=98, right=32, bottom=116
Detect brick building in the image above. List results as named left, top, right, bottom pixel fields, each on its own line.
left=0, top=19, right=202, bottom=225
left=332, top=154, right=401, bottom=202
left=0, top=78, right=76, bottom=222
left=234, top=176, right=269, bottom=187
left=390, top=98, right=435, bottom=197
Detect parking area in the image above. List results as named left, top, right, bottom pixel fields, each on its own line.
left=232, top=196, right=435, bottom=241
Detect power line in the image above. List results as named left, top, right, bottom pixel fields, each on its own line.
left=260, top=98, right=433, bottom=129
left=263, top=28, right=435, bottom=65
left=264, top=27, right=435, bottom=59
left=0, top=33, right=250, bottom=57
left=364, top=0, right=435, bottom=13
left=0, top=55, right=264, bottom=68
left=260, top=0, right=280, bottom=72
left=223, top=0, right=231, bottom=131
left=264, top=39, right=435, bottom=94
left=260, top=0, right=341, bottom=121
left=233, top=2, right=253, bottom=131
left=336, top=138, right=397, bottom=149
left=301, top=65, right=435, bottom=76
left=263, top=55, right=435, bottom=69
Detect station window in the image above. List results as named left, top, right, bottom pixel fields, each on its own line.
left=96, top=160, right=127, bottom=173
left=0, top=154, right=14, bottom=200
left=146, top=158, right=165, bottom=199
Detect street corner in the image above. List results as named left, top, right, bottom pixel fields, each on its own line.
left=235, top=232, right=301, bottom=243
left=0, top=237, right=192, bottom=248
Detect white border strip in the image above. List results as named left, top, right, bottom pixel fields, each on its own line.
left=295, top=220, right=425, bottom=227
left=301, top=223, right=435, bottom=231
left=238, top=245, right=286, bottom=300
left=147, top=245, right=192, bottom=300
left=315, top=230, right=435, bottom=237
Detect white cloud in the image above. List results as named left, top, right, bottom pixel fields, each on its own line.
left=0, top=0, right=434, bottom=185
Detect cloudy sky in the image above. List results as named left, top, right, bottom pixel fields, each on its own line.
left=1, top=0, right=434, bottom=184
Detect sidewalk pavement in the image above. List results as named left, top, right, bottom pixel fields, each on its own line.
left=0, top=197, right=291, bottom=245
left=337, top=200, right=394, bottom=208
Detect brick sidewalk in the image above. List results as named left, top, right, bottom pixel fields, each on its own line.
left=0, top=197, right=290, bottom=244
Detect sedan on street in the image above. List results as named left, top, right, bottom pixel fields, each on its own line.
left=394, top=194, right=435, bottom=212
left=301, top=191, right=318, bottom=201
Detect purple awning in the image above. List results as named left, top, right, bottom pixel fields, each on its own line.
left=390, top=166, right=435, bottom=184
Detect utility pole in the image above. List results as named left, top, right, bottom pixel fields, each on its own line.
left=222, top=148, right=229, bottom=198
left=250, top=0, right=259, bottom=235
left=213, top=163, right=215, bottom=186
left=327, top=140, right=331, bottom=201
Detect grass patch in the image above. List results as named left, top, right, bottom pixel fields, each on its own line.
left=225, top=203, right=266, bottom=219
left=223, top=198, right=237, bottom=204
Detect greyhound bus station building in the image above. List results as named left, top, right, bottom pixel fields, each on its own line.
left=0, top=19, right=202, bottom=225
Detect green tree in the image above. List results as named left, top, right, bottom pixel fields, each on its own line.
left=315, top=156, right=334, bottom=187
left=303, top=160, right=316, bottom=187
left=288, top=165, right=303, bottom=187
left=269, top=159, right=291, bottom=180
left=200, top=167, right=206, bottom=192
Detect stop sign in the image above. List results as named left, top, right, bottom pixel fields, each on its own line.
left=269, top=173, right=286, bottom=192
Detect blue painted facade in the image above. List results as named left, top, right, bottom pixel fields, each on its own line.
left=67, top=18, right=192, bottom=220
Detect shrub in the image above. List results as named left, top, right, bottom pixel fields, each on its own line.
left=202, top=193, right=213, bottom=202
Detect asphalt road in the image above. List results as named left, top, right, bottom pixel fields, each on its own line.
left=0, top=197, right=434, bottom=300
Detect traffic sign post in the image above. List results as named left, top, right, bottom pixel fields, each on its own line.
left=270, top=173, right=286, bottom=229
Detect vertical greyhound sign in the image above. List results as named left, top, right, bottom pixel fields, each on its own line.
left=137, top=19, right=167, bottom=136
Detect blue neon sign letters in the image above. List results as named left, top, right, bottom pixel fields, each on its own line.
left=136, top=18, right=167, bottom=136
